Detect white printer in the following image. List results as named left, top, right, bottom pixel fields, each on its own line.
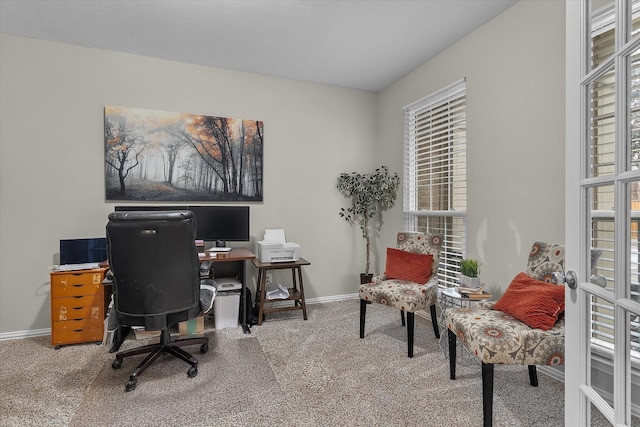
left=257, top=229, right=301, bottom=263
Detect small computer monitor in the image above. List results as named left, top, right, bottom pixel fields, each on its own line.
left=188, top=205, right=250, bottom=245
left=60, top=237, right=107, bottom=265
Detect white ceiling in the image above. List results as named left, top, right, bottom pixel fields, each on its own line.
left=0, top=0, right=518, bottom=92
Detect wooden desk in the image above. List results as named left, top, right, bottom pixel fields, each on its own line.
left=201, top=248, right=256, bottom=333
left=108, top=248, right=256, bottom=338
left=252, top=257, right=310, bottom=325
left=199, top=248, right=255, bottom=263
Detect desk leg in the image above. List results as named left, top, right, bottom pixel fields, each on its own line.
left=241, top=278, right=251, bottom=334
left=256, top=268, right=264, bottom=301
left=296, top=266, right=308, bottom=320
left=256, top=268, right=264, bottom=312
left=257, top=268, right=267, bottom=326
left=291, top=268, right=298, bottom=307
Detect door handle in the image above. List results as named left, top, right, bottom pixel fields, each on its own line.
left=590, top=274, right=607, bottom=288
left=552, top=271, right=606, bottom=289
left=552, top=270, right=577, bottom=289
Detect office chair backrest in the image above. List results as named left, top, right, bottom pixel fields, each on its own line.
left=106, top=210, right=201, bottom=331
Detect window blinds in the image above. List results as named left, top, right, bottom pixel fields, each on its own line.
left=404, top=79, right=467, bottom=287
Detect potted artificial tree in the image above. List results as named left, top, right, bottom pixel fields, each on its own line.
left=459, top=258, right=481, bottom=289
left=337, top=166, right=400, bottom=284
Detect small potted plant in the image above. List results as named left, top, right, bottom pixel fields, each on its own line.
left=460, top=258, right=481, bottom=289
left=337, top=166, right=400, bottom=283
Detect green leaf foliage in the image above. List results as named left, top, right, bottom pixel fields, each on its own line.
left=460, top=258, right=480, bottom=278
left=336, top=166, right=400, bottom=274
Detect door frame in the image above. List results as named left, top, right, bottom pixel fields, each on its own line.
left=564, top=0, right=584, bottom=424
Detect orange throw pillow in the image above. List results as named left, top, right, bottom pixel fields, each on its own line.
left=384, top=248, right=433, bottom=284
left=494, top=272, right=565, bottom=330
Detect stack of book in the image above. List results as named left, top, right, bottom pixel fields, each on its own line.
left=458, top=286, right=491, bottom=300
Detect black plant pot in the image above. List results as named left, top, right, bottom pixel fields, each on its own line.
left=360, top=273, right=374, bottom=285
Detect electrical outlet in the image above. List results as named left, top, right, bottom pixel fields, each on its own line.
left=266, top=273, right=273, bottom=285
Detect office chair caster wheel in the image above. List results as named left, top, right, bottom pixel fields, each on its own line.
left=200, top=343, right=209, bottom=353
left=187, top=366, right=198, bottom=378
left=124, top=378, right=137, bottom=392
left=112, top=359, right=122, bottom=369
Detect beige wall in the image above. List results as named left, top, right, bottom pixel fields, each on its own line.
left=0, top=34, right=378, bottom=334
left=376, top=0, right=566, bottom=294
left=0, top=0, right=567, bottom=335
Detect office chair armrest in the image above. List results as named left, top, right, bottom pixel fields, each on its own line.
left=200, top=279, right=217, bottom=313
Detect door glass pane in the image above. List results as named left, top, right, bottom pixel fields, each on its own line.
left=631, top=309, right=640, bottom=373
left=590, top=402, right=612, bottom=425
left=628, top=310, right=640, bottom=425
left=589, top=68, right=616, bottom=178
left=631, top=1, right=640, bottom=38
left=631, top=182, right=640, bottom=304
left=591, top=184, right=616, bottom=292
left=629, top=47, right=640, bottom=172
left=590, top=185, right=617, bottom=352
left=588, top=293, right=617, bottom=420
left=591, top=0, right=615, bottom=70
left=628, top=182, right=640, bottom=357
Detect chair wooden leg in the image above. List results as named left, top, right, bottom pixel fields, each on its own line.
left=430, top=304, right=440, bottom=338
left=482, top=362, right=494, bottom=427
left=359, top=299, right=367, bottom=338
left=407, top=311, right=414, bottom=358
left=400, top=310, right=406, bottom=326
left=448, top=329, right=457, bottom=380
left=528, top=365, right=539, bottom=387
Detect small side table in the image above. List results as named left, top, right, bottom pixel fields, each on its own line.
left=438, top=287, right=491, bottom=363
left=251, top=257, right=310, bottom=325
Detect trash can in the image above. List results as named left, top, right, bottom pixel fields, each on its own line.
left=213, top=277, right=242, bottom=329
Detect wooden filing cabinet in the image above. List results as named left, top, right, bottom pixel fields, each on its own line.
left=50, top=268, right=108, bottom=349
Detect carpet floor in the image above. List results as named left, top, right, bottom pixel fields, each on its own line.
left=0, top=298, right=626, bottom=426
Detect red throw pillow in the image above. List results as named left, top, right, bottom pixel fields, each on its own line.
left=384, top=248, right=433, bottom=284
left=494, top=272, right=565, bottom=330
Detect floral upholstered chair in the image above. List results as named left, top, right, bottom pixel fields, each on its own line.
left=446, top=242, right=565, bottom=427
left=359, top=232, right=442, bottom=358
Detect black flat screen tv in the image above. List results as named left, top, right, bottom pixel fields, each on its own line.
left=114, top=205, right=250, bottom=245
left=189, top=205, right=249, bottom=245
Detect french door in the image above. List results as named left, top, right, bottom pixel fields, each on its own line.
left=566, top=0, right=640, bottom=425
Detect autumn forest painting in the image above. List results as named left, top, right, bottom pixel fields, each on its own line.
left=105, top=106, right=263, bottom=201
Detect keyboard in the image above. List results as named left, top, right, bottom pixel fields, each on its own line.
left=56, top=262, right=101, bottom=271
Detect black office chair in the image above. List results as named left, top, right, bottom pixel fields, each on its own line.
left=106, top=210, right=209, bottom=392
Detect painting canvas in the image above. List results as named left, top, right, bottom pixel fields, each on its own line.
left=104, top=106, right=263, bottom=201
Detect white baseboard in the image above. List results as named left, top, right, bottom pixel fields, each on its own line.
left=538, top=365, right=564, bottom=382
left=0, top=293, right=361, bottom=341
left=0, top=328, right=51, bottom=341
left=306, top=293, right=359, bottom=304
